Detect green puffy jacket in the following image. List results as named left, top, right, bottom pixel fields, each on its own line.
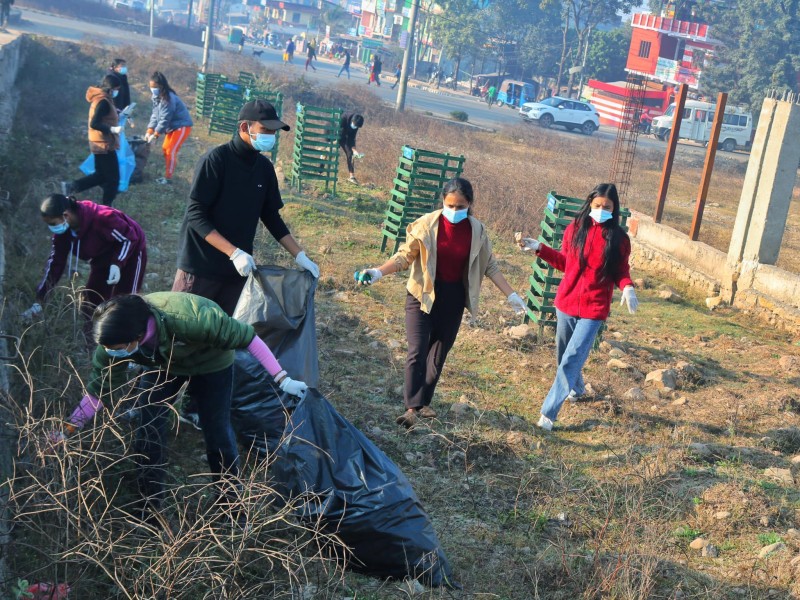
left=87, top=292, right=256, bottom=399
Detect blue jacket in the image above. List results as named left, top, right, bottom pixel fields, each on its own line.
left=148, top=91, right=193, bottom=134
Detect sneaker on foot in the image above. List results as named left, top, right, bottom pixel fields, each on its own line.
left=395, top=409, right=419, bottom=429
left=567, top=390, right=579, bottom=403
left=348, top=175, right=359, bottom=184
left=537, top=414, right=554, bottom=431
left=155, top=177, right=171, bottom=185
left=418, top=406, right=437, bottom=419
left=178, top=410, right=202, bottom=431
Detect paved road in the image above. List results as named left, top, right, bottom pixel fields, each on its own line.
left=10, top=9, right=748, bottom=163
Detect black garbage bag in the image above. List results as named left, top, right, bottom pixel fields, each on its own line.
left=271, top=390, right=455, bottom=587
left=128, top=136, right=151, bottom=184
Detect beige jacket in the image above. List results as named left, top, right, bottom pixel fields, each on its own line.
left=391, top=210, right=500, bottom=315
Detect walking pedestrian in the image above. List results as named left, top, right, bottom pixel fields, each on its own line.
left=145, top=71, right=193, bottom=185
left=286, top=39, right=295, bottom=63
left=370, top=55, right=382, bottom=86
left=338, top=112, right=364, bottom=184
left=62, top=74, right=123, bottom=206
left=337, top=49, right=351, bottom=79
left=23, top=194, right=147, bottom=328
left=356, top=177, right=526, bottom=428
left=0, top=0, right=13, bottom=29
left=58, top=292, right=308, bottom=520
left=172, top=99, right=319, bottom=428
left=518, top=183, right=638, bottom=431
left=305, top=42, right=317, bottom=71
left=390, top=62, right=402, bottom=89
left=108, top=58, right=131, bottom=112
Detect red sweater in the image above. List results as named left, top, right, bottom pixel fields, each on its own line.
left=435, top=217, right=472, bottom=282
left=537, top=220, right=633, bottom=320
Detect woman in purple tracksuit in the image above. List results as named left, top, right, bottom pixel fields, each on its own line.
left=23, top=194, right=147, bottom=323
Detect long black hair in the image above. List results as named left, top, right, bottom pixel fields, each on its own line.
left=101, top=73, right=121, bottom=93
left=150, top=71, right=177, bottom=102
left=442, top=177, right=475, bottom=215
left=92, top=295, right=151, bottom=346
left=570, top=183, right=629, bottom=282
left=40, top=194, right=78, bottom=217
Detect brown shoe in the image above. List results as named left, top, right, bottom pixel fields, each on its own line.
left=395, top=409, right=419, bottom=428
left=418, top=406, right=437, bottom=419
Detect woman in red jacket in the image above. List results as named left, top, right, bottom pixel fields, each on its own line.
left=519, top=183, right=638, bottom=431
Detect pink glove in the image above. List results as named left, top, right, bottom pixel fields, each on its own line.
left=247, top=336, right=283, bottom=378
left=68, top=395, right=104, bottom=429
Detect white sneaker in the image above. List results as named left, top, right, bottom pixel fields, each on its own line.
left=537, top=414, right=554, bottom=431
left=155, top=177, right=171, bottom=185
left=567, top=390, right=579, bottom=402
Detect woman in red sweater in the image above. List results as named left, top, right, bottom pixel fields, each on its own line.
left=357, top=177, right=526, bottom=428
left=519, top=183, right=638, bottom=431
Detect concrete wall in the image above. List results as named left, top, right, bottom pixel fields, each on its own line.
left=630, top=212, right=800, bottom=334
left=0, top=35, right=23, bottom=154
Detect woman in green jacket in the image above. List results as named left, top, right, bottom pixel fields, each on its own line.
left=64, top=292, right=307, bottom=512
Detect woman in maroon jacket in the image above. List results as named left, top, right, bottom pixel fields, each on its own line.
left=519, top=183, right=638, bottom=431
left=23, top=194, right=147, bottom=323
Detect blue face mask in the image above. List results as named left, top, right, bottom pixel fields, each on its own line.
left=248, top=127, right=277, bottom=152
left=118, top=66, right=128, bottom=75
left=442, top=207, right=469, bottom=224
left=150, top=87, right=160, bottom=98
left=48, top=220, right=69, bottom=234
left=351, top=123, right=359, bottom=130
left=105, top=342, right=139, bottom=359
left=589, top=208, right=614, bottom=224
left=111, top=89, right=119, bottom=98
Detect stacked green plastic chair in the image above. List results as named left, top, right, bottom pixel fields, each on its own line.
left=195, top=72, right=227, bottom=119
left=290, top=103, right=342, bottom=194
left=237, top=71, right=256, bottom=88
left=380, top=145, right=466, bottom=254
left=208, top=81, right=246, bottom=135
left=525, top=191, right=631, bottom=334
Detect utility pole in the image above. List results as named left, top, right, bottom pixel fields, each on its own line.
left=395, top=0, right=420, bottom=112
left=202, top=0, right=216, bottom=73
left=149, top=0, right=155, bottom=37
left=187, top=0, right=193, bottom=29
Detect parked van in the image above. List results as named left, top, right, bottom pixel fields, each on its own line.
left=651, top=99, right=753, bottom=152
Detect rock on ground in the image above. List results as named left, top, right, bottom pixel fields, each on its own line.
left=645, top=368, right=678, bottom=390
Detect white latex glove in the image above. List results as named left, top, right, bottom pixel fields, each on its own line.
left=295, top=251, right=320, bottom=278
left=353, top=151, right=364, bottom=159
left=520, top=237, right=541, bottom=252
left=107, top=264, right=121, bottom=285
left=620, top=286, right=639, bottom=314
left=144, top=133, right=155, bottom=143
left=279, top=376, right=308, bottom=398
left=507, top=292, right=526, bottom=314
left=356, top=268, right=383, bottom=285
left=110, top=126, right=122, bottom=134
left=22, top=302, right=43, bottom=320
left=230, top=248, right=256, bottom=277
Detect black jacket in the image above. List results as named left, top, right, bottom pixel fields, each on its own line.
left=177, top=134, right=290, bottom=280
left=339, top=113, right=359, bottom=148
left=107, top=69, right=131, bottom=111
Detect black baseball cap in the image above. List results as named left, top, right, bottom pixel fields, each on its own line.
left=238, top=99, right=290, bottom=131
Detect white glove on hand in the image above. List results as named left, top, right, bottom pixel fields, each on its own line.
left=230, top=248, right=256, bottom=277
left=620, top=286, right=639, bottom=314
left=520, top=237, right=541, bottom=252
left=279, top=376, right=308, bottom=398
left=353, top=151, right=364, bottom=159
left=357, top=268, right=383, bottom=285
left=507, top=292, right=526, bottom=314
left=110, top=126, right=122, bottom=134
left=107, top=264, right=121, bottom=285
left=144, top=133, right=155, bottom=143
left=22, top=303, right=43, bottom=320
left=295, top=251, right=320, bottom=278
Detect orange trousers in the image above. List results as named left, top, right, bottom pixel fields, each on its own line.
left=162, top=126, right=191, bottom=179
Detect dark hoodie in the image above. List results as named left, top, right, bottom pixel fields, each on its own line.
left=37, top=201, right=146, bottom=300
left=107, top=68, right=131, bottom=111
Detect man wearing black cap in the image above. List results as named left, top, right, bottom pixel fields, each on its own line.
left=172, top=99, right=319, bottom=428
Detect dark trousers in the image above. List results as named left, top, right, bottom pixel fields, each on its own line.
left=339, top=142, right=355, bottom=174
left=404, top=281, right=466, bottom=410
left=72, top=151, right=120, bottom=206
left=136, top=366, right=238, bottom=504
left=171, top=268, right=246, bottom=317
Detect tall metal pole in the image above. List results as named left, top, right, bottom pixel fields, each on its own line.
left=202, top=0, right=217, bottom=73
left=187, top=0, right=193, bottom=29
left=689, top=91, right=727, bottom=240
left=149, top=0, right=155, bottom=37
left=654, top=83, right=688, bottom=223
left=395, top=0, right=420, bottom=112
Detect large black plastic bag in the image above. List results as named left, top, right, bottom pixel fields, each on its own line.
left=272, top=390, right=454, bottom=587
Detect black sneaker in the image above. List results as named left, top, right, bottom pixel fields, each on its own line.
left=178, top=410, right=202, bottom=431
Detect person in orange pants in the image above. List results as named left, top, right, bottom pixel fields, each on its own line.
left=145, top=71, right=193, bottom=185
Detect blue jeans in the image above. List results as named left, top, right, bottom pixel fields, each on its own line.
left=136, top=366, right=238, bottom=504
left=338, top=64, right=350, bottom=78
left=540, top=309, right=604, bottom=422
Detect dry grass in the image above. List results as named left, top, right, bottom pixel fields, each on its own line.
left=3, top=36, right=800, bottom=599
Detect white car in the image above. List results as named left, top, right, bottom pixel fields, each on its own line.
left=519, top=96, right=600, bottom=135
